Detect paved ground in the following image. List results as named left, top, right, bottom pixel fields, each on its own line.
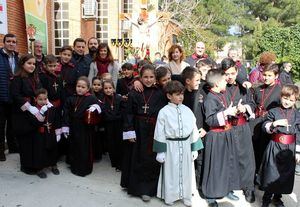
left=0, top=153, right=299, bottom=207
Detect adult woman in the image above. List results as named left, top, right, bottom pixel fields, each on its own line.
left=166, top=44, right=189, bottom=75
left=88, top=43, right=120, bottom=87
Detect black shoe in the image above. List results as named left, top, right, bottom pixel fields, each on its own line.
left=208, top=201, right=218, bottom=207
left=20, top=167, right=36, bottom=175
left=272, top=197, right=285, bottom=207
left=37, top=171, right=47, bottom=179
left=51, top=167, right=60, bottom=175
left=261, top=201, right=270, bottom=207
left=0, top=152, right=6, bottom=161
left=244, top=190, right=255, bottom=203
left=226, top=191, right=239, bottom=201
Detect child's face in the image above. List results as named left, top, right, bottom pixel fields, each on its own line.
left=217, top=75, right=227, bottom=92
left=263, top=71, right=278, bottom=85
left=46, top=61, right=58, bottom=75
left=198, top=65, right=211, bottom=80
left=225, top=67, right=237, bottom=84
left=123, top=68, right=134, bottom=78
left=35, top=93, right=48, bottom=107
left=103, top=82, right=114, bottom=96
left=23, top=58, right=36, bottom=74
left=186, top=73, right=201, bottom=90
left=158, top=73, right=171, bottom=87
left=281, top=95, right=296, bottom=109
left=101, top=73, right=112, bottom=81
left=167, top=92, right=184, bottom=105
left=60, top=50, right=72, bottom=64
left=76, top=80, right=89, bottom=95
left=141, top=70, right=155, bottom=87
left=92, top=79, right=102, bottom=93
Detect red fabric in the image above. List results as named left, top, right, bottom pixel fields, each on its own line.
left=191, top=53, right=208, bottom=60
left=96, top=57, right=110, bottom=76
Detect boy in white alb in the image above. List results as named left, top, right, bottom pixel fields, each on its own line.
left=153, top=80, right=204, bottom=206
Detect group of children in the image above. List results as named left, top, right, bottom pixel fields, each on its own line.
left=9, top=47, right=300, bottom=207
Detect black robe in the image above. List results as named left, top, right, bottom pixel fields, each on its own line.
left=250, top=83, right=281, bottom=170
left=226, top=83, right=256, bottom=191
left=10, top=75, right=42, bottom=169
left=201, top=91, right=240, bottom=198
left=63, top=94, right=100, bottom=176
left=279, top=70, right=293, bottom=85
left=121, top=86, right=166, bottom=196
left=258, top=107, right=299, bottom=194
left=60, top=62, right=77, bottom=105
left=116, top=76, right=134, bottom=96
left=39, top=72, right=63, bottom=106
left=100, top=93, right=123, bottom=169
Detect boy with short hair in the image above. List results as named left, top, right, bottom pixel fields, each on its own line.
left=201, top=69, right=241, bottom=207
left=153, top=80, right=203, bottom=206
left=116, top=62, right=134, bottom=100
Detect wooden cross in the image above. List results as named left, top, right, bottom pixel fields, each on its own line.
left=44, top=121, right=52, bottom=133
left=142, top=104, right=149, bottom=114
left=53, top=82, right=58, bottom=92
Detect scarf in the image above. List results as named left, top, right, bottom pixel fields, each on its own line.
left=96, top=57, right=110, bottom=76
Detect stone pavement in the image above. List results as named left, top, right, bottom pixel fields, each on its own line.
left=0, top=153, right=299, bottom=207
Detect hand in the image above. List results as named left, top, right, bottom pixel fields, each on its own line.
left=56, top=134, right=61, bottom=142
left=192, top=151, right=198, bottom=161
left=296, top=153, right=300, bottom=163
left=63, top=132, right=69, bottom=138
left=156, top=152, right=166, bottom=163
left=40, top=105, right=48, bottom=115
left=133, top=80, right=144, bottom=92
left=273, top=119, right=288, bottom=127
left=88, top=106, right=96, bottom=112
left=242, top=81, right=252, bottom=89
left=199, top=128, right=207, bottom=138
left=28, top=106, right=39, bottom=115
left=224, top=102, right=237, bottom=116
left=128, top=138, right=136, bottom=143
left=236, top=99, right=246, bottom=114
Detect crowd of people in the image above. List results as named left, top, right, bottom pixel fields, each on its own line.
left=0, top=33, right=300, bottom=207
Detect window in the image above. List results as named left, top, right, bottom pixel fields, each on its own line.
left=123, top=0, right=133, bottom=13
left=96, top=0, right=109, bottom=43
left=54, top=0, right=69, bottom=55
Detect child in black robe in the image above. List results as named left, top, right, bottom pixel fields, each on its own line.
left=91, top=77, right=104, bottom=161
left=201, top=69, right=241, bottom=207
left=251, top=64, right=282, bottom=171
left=100, top=80, right=123, bottom=171
left=116, top=62, right=134, bottom=100
left=62, top=76, right=101, bottom=177
left=10, top=54, right=42, bottom=175
left=221, top=58, right=256, bottom=203
left=33, top=89, right=61, bottom=178
left=258, top=85, right=300, bottom=207
left=122, top=64, right=166, bottom=201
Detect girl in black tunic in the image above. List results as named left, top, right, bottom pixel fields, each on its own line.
left=258, top=85, right=300, bottom=207
left=10, top=54, right=42, bottom=175
left=100, top=80, right=123, bottom=171
left=122, top=64, right=166, bottom=201
left=62, top=76, right=101, bottom=177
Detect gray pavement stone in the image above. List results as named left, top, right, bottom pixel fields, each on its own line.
left=0, top=153, right=299, bottom=207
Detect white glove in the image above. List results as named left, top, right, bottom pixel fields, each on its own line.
left=56, top=134, right=61, bottom=142
left=192, top=151, right=198, bottom=161
left=296, top=153, right=300, bottom=163
left=224, top=102, right=237, bottom=117
left=88, top=106, right=96, bottom=112
left=28, top=106, right=39, bottom=115
left=46, top=99, right=53, bottom=108
left=62, top=127, right=69, bottom=138
left=63, top=132, right=69, bottom=138
left=156, top=152, right=166, bottom=163
left=40, top=105, right=48, bottom=115
left=88, top=104, right=101, bottom=113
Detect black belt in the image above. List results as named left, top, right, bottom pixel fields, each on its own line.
left=166, top=136, right=189, bottom=141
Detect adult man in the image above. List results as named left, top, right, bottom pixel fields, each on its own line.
left=185, top=41, right=215, bottom=67
left=34, top=40, right=45, bottom=74
left=71, top=38, right=91, bottom=77
left=85, top=37, right=99, bottom=62
left=0, top=33, right=19, bottom=161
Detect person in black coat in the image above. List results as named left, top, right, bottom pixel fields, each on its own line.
left=279, top=62, right=294, bottom=85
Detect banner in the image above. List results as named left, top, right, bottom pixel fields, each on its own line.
left=23, top=0, right=48, bottom=53
left=0, top=0, right=8, bottom=35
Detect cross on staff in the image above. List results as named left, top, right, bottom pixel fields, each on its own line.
left=142, top=104, right=149, bottom=114
left=44, top=121, right=52, bottom=133
left=53, top=82, right=58, bottom=92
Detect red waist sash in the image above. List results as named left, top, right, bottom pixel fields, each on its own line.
left=272, top=133, right=295, bottom=145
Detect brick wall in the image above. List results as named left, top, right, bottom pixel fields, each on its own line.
left=0, top=0, right=28, bottom=54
